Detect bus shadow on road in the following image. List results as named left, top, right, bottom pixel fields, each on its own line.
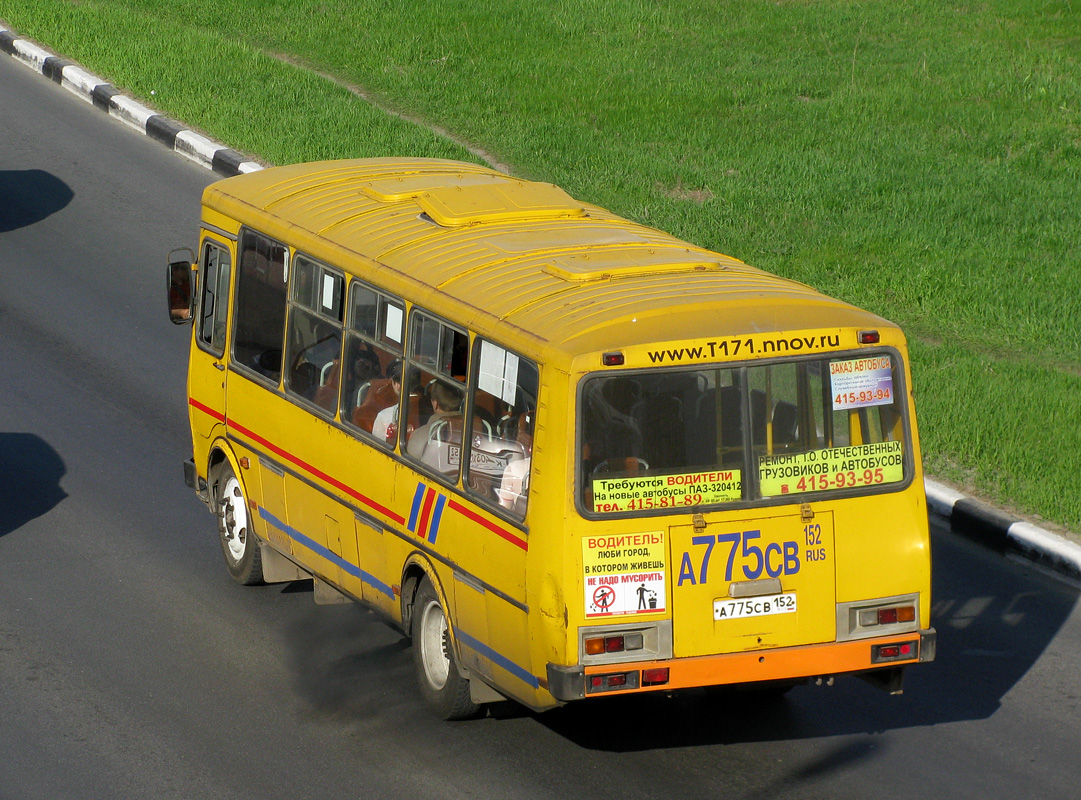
left=0, top=169, right=74, bottom=232
left=538, top=526, right=1080, bottom=751
left=0, top=432, right=67, bottom=537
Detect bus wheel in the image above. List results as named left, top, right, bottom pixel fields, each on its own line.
left=216, top=463, right=263, bottom=586
left=412, top=577, right=480, bottom=720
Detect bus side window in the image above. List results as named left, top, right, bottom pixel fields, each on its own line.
left=197, top=241, right=231, bottom=356
left=466, top=339, right=539, bottom=519
left=284, top=254, right=344, bottom=414
left=232, top=229, right=288, bottom=383
left=401, top=310, right=469, bottom=479
left=343, top=282, right=405, bottom=442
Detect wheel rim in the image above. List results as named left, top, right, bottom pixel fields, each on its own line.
left=418, top=598, right=451, bottom=691
left=220, top=475, right=249, bottom=562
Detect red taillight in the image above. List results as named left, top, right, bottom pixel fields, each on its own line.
left=872, top=640, right=919, bottom=663
left=858, top=329, right=880, bottom=344
left=602, top=352, right=625, bottom=366
left=584, top=632, right=645, bottom=656
left=585, top=671, right=640, bottom=694
left=860, top=604, right=916, bottom=628
left=642, top=668, right=669, bottom=686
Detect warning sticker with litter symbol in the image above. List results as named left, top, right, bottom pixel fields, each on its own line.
left=583, top=531, right=667, bottom=617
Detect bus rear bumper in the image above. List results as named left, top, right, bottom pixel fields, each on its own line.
left=547, top=629, right=936, bottom=702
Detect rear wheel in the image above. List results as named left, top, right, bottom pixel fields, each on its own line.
left=215, top=462, right=263, bottom=585
left=412, top=577, right=480, bottom=720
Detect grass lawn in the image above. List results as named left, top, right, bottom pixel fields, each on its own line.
left=3, top=0, right=1079, bottom=529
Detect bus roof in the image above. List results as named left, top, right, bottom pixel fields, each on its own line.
left=203, top=158, right=893, bottom=361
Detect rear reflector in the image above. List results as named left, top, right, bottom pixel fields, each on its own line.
left=642, top=668, right=670, bottom=686
left=872, top=640, right=919, bottom=663
left=586, top=671, right=641, bottom=694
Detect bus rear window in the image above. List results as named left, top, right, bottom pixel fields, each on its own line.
left=580, top=353, right=907, bottom=514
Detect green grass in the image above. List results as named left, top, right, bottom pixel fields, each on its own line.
left=3, top=0, right=1079, bottom=529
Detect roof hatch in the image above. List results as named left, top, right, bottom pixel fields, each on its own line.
left=543, top=247, right=730, bottom=282
left=416, top=181, right=586, bottom=227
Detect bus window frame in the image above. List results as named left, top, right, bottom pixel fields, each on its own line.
left=399, top=305, right=471, bottom=485
left=283, top=251, right=347, bottom=418
left=229, top=225, right=291, bottom=390
left=574, top=346, right=916, bottom=521
left=194, top=237, right=233, bottom=360
left=340, top=276, right=406, bottom=447
left=462, top=336, right=540, bottom=521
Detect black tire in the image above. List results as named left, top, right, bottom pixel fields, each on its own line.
left=411, top=577, right=480, bottom=720
left=215, top=462, right=263, bottom=585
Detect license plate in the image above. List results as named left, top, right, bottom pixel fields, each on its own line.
left=714, top=593, right=797, bottom=620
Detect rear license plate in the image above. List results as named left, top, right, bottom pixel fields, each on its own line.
left=714, top=593, right=797, bottom=621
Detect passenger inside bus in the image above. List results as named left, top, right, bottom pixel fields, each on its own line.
left=496, top=409, right=534, bottom=515
left=406, top=380, right=465, bottom=474
left=369, top=360, right=403, bottom=443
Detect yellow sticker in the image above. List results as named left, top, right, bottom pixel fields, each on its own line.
left=592, top=470, right=742, bottom=513
left=583, top=532, right=667, bottom=617
left=758, top=441, right=904, bottom=497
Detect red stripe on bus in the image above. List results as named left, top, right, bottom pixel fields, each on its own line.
left=188, top=397, right=226, bottom=423
left=447, top=499, right=528, bottom=551
left=417, top=489, right=436, bottom=540
left=226, top=418, right=406, bottom=525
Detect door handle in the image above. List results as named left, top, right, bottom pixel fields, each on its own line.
left=213, top=362, right=226, bottom=371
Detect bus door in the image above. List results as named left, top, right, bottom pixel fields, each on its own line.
left=669, top=511, right=836, bottom=659
left=189, top=236, right=234, bottom=444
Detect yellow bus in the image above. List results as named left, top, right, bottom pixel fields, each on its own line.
left=167, top=158, right=935, bottom=718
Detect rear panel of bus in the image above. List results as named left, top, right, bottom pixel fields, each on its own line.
left=542, top=324, right=933, bottom=702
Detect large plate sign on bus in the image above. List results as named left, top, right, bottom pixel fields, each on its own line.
left=759, top=441, right=904, bottom=496
left=592, top=470, right=741, bottom=513
left=830, top=355, right=894, bottom=410
left=583, top=532, right=667, bottom=617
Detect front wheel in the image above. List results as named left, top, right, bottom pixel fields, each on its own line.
left=215, top=462, right=263, bottom=585
left=412, top=577, right=480, bottom=720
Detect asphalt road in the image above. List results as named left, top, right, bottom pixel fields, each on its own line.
left=2, top=53, right=1080, bottom=800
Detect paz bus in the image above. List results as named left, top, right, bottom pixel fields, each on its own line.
left=167, top=157, right=935, bottom=718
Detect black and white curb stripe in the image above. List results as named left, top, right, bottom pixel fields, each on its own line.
left=926, top=478, right=1081, bottom=582
left=0, top=23, right=263, bottom=177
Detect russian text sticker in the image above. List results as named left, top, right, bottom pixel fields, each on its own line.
left=583, top=531, right=667, bottom=617
left=830, top=356, right=894, bottom=410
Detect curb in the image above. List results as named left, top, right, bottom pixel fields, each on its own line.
left=0, top=23, right=263, bottom=177
left=925, top=478, right=1081, bottom=583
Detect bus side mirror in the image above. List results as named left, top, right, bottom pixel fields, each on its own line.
left=167, top=248, right=196, bottom=325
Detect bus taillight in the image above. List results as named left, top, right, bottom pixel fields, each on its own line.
left=872, top=641, right=918, bottom=663
left=584, top=632, right=645, bottom=656
left=587, top=671, right=640, bottom=693
left=642, top=668, right=670, bottom=687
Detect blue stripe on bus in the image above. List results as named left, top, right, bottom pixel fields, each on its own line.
left=455, top=629, right=540, bottom=689
left=428, top=494, right=447, bottom=544
left=408, top=482, right=426, bottom=532
left=258, top=507, right=395, bottom=600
